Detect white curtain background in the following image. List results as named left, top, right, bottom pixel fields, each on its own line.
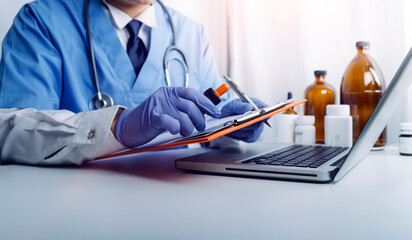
left=2, top=0, right=412, bottom=143
left=169, top=0, right=412, bottom=144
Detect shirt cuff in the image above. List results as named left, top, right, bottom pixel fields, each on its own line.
left=44, top=106, right=125, bottom=165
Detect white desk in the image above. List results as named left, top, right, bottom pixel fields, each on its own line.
left=1, top=144, right=412, bottom=240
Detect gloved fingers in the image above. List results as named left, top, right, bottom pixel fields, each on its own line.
left=174, top=98, right=206, bottom=131
left=176, top=112, right=195, bottom=137
left=157, top=112, right=195, bottom=137
left=240, top=122, right=265, bottom=131
left=228, top=122, right=264, bottom=143
left=229, top=132, right=260, bottom=143
left=157, top=114, right=181, bottom=135
left=175, top=87, right=221, bottom=118
left=221, top=98, right=269, bottom=118
left=250, top=97, right=269, bottom=109
left=248, top=97, right=271, bottom=121
left=221, top=99, right=254, bottom=118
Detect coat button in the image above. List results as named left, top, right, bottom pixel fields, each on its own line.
left=87, top=130, right=96, bottom=139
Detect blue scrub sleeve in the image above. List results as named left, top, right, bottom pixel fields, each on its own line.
left=0, top=4, right=62, bottom=110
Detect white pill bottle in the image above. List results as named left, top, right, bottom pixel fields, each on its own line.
left=324, top=105, right=353, bottom=147
left=399, top=122, right=412, bottom=155
left=295, top=115, right=315, bottom=145
left=275, top=114, right=298, bottom=143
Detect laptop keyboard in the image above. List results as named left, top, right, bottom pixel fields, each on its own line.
left=241, top=145, right=348, bottom=168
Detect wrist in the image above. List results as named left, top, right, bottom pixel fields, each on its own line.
left=111, top=107, right=125, bottom=137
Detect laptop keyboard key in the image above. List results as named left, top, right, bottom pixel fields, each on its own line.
left=295, top=162, right=311, bottom=167
left=269, top=161, right=284, bottom=166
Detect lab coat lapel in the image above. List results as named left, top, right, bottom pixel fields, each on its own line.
left=88, top=0, right=136, bottom=91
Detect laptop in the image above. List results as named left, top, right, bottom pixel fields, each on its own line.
left=176, top=47, right=412, bottom=183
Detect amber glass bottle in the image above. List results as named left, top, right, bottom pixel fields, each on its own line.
left=304, top=70, right=335, bottom=143
left=284, top=92, right=297, bottom=114
left=340, top=41, right=386, bottom=147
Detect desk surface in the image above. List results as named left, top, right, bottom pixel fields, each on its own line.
left=1, top=144, right=412, bottom=240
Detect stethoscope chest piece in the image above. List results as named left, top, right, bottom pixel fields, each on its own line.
left=89, top=92, right=114, bottom=110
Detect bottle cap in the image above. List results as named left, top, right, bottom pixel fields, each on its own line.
left=326, top=104, right=350, bottom=116
left=296, top=115, right=315, bottom=125
left=400, top=122, right=412, bottom=132
left=356, top=41, right=370, bottom=48
left=314, top=70, right=327, bottom=76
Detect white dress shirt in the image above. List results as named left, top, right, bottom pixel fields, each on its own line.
left=0, top=106, right=124, bottom=165
left=102, top=0, right=158, bottom=51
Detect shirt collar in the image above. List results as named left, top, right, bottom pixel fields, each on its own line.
left=103, top=0, right=158, bottom=30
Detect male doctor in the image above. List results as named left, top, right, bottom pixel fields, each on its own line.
left=0, top=0, right=267, bottom=165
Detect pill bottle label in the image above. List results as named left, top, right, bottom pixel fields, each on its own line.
left=399, top=136, right=412, bottom=155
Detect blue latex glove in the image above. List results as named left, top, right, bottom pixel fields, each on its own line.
left=221, top=98, right=268, bottom=143
left=114, top=87, right=221, bottom=148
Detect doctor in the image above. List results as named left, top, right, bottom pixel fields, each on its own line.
left=0, top=0, right=267, bottom=165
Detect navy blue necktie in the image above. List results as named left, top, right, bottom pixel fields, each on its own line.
left=126, top=20, right=148, bottom=76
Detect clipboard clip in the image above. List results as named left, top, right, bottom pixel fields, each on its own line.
left=232, top=109, right=267, bottom=126
left=230, top=98, right=297, bottom=126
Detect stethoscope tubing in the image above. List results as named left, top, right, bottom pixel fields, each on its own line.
left=84, top=0, right=99, bottom=98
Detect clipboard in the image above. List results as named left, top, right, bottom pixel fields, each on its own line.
left=97, top=99, right=306, bottom=160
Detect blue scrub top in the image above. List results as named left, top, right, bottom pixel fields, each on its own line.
left=0, top=0, right=229, bottom=113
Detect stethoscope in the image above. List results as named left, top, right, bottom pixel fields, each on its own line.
left=84, top=0, right=190, bottom=110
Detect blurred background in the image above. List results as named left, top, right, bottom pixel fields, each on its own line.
left=1, top=0, right=412, bottom=144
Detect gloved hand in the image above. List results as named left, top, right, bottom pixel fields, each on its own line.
left=114, top=87, right=221, bottom=148
left=221, top=98, right=268, bottom=143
